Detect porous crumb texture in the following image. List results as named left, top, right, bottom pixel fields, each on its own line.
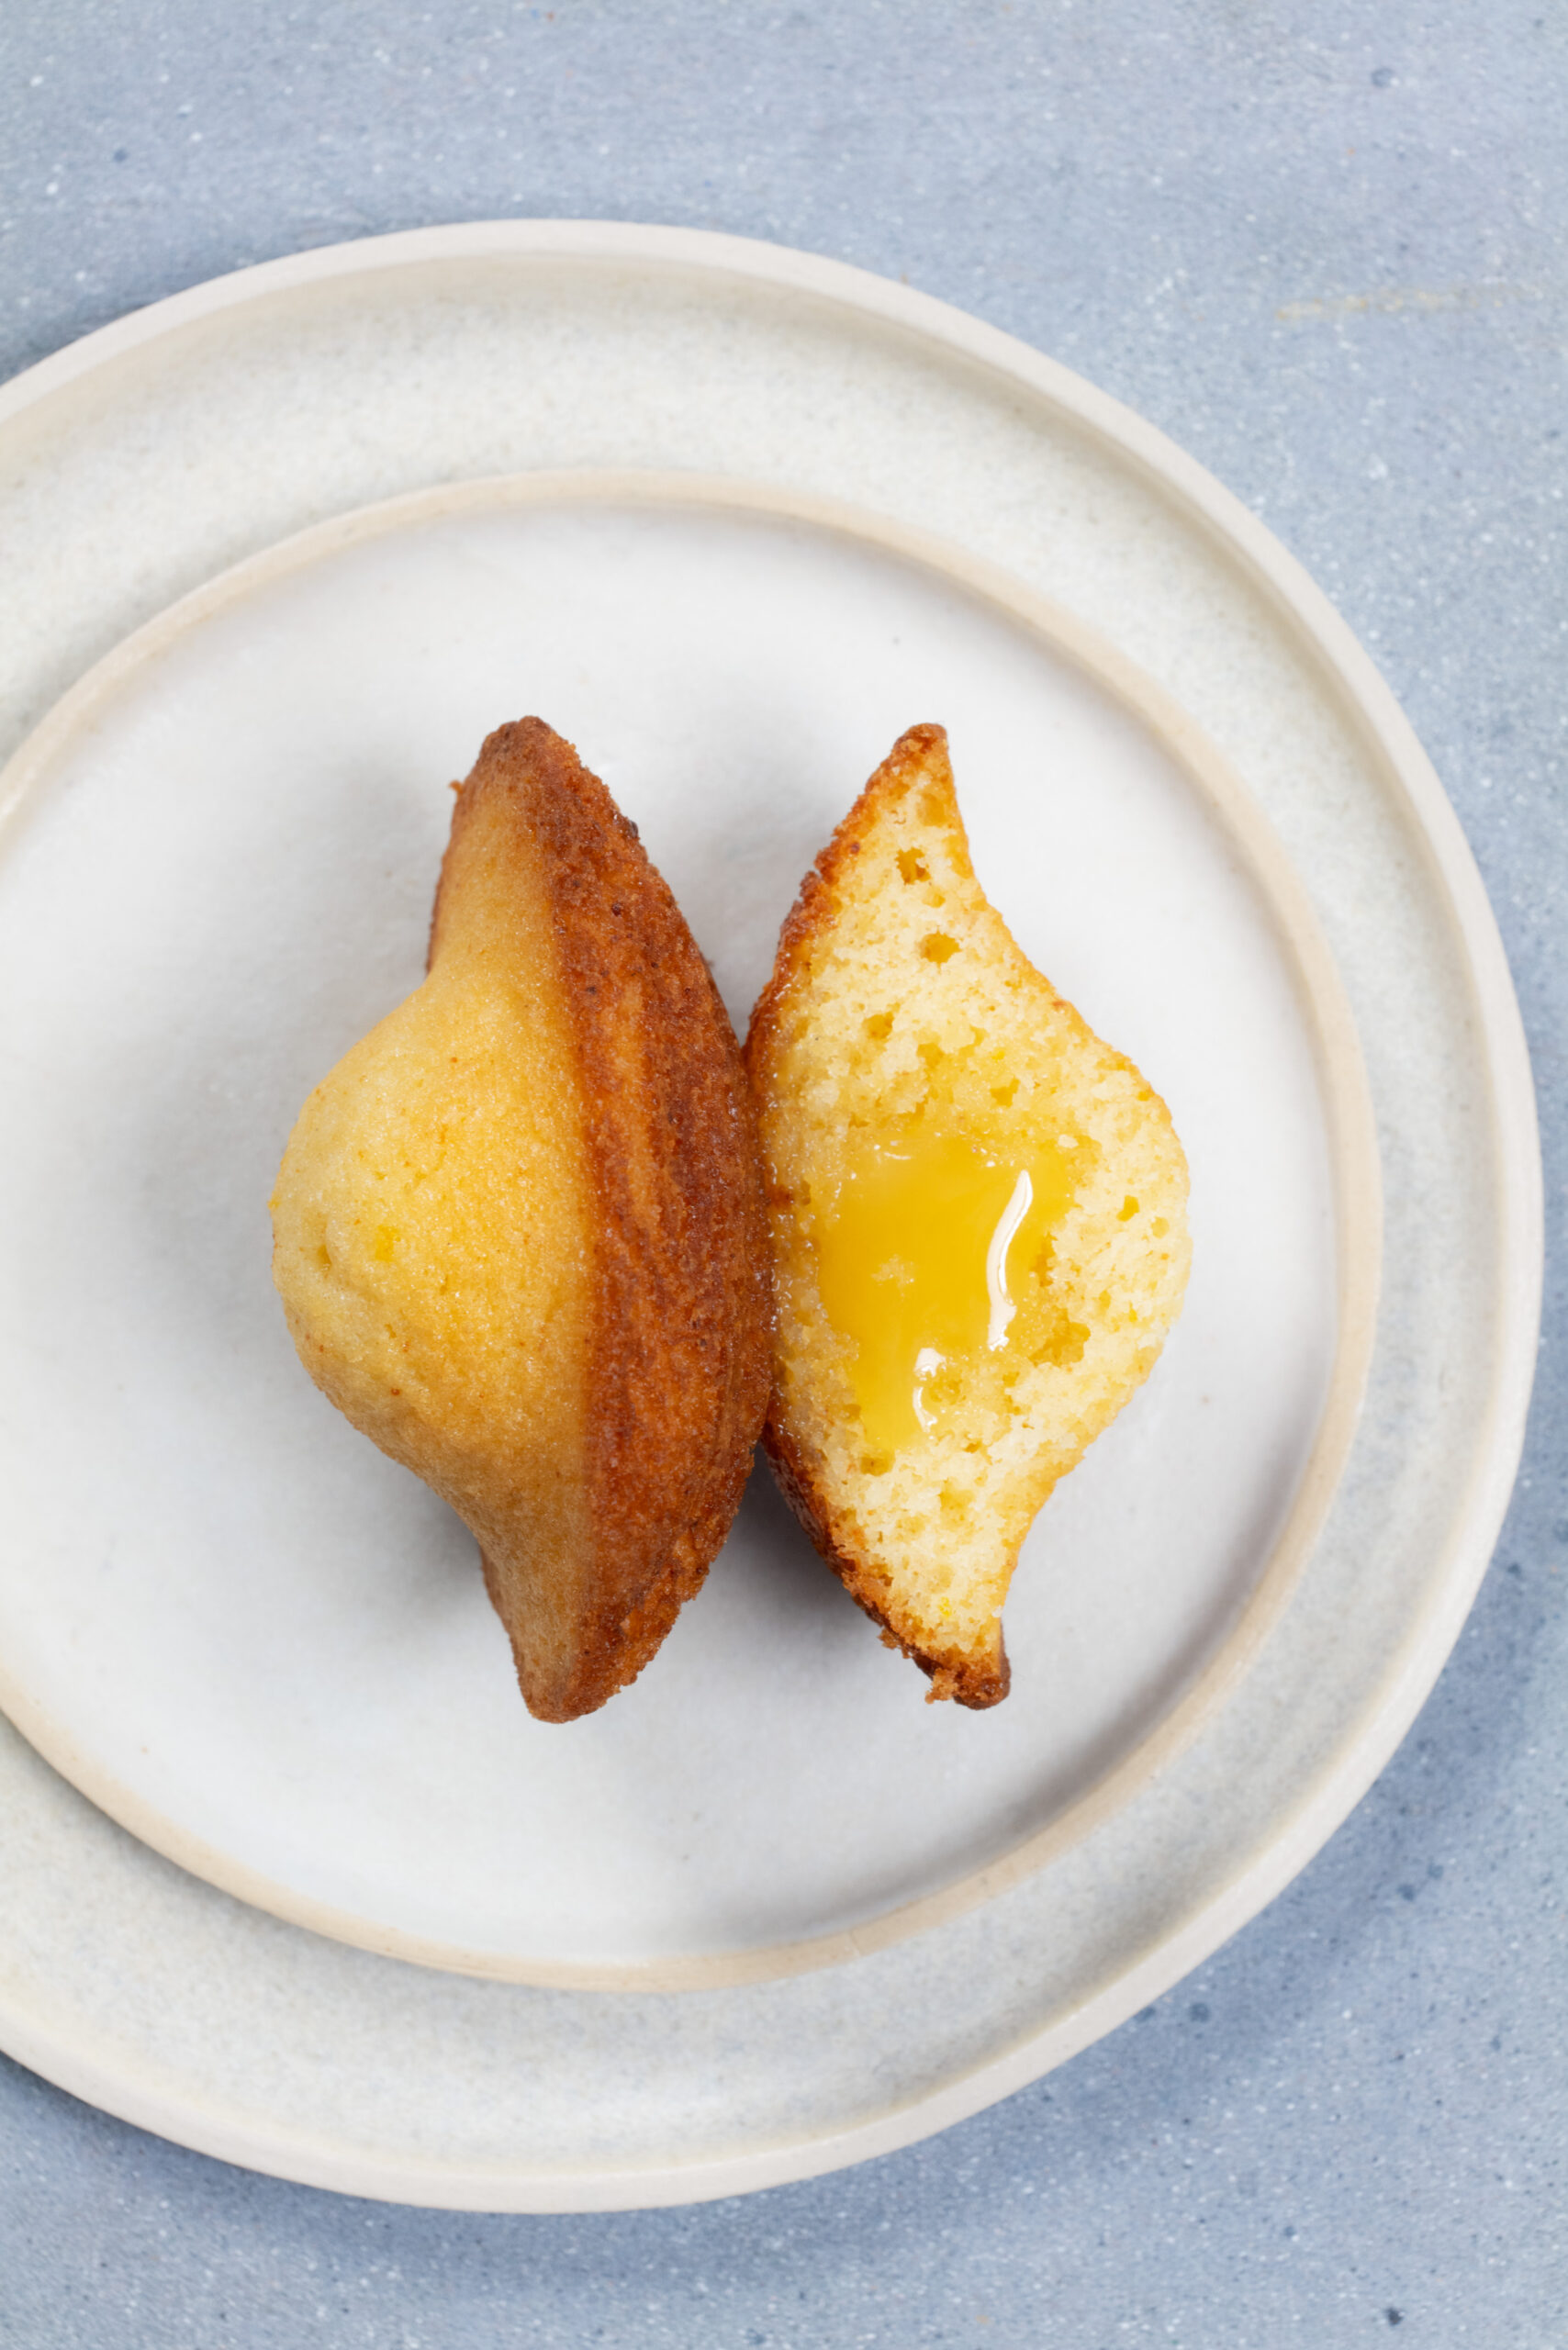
left=745, top=724, right=1191, bottom=1707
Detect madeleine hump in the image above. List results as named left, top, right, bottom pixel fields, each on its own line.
left=271, top=719, right=772, bottom=1722
left=745, top=723, right=1191, bottom=1708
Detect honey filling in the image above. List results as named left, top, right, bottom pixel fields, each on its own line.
left=814, top=1118, right=1078, bottom=1460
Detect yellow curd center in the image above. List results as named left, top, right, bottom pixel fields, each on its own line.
left=814, top=1120, right=1076, bottom=1460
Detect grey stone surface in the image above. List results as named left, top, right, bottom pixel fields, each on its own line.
left=0, top=3, right=1563, bottom=2344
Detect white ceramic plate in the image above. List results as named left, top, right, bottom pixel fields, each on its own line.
left=0, top=224, right=1539, bottom=2210
left=0, top=467, right=1372, bottom=1983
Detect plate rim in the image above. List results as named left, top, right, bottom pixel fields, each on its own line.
left=0, top=462, right=1383, bottom=1991
left=0, top=220, right=1541, bottom=2210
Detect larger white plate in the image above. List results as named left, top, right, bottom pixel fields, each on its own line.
left=0, top=223, right=1540, bottom=2210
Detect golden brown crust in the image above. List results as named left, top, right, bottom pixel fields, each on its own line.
left=438, top=720, right=773, bottom=1721
left=745, top=723, right=1010, bottom=1711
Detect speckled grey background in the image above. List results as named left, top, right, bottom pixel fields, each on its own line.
left=1, top=4, right=1563, bottom=2344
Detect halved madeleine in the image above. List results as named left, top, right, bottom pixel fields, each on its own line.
left=745, top=724, right=1191, bottom=1707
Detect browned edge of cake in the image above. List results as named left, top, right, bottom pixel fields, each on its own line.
left=435, top=719, right=774, bottom=1720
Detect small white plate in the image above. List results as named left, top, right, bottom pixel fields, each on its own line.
left=0, top=224, right=1539, bottom=2210
left=0, top=470, right=1373, bottom=1986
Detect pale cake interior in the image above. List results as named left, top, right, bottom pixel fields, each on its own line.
left=754, top=731, right=1191, bottom=1692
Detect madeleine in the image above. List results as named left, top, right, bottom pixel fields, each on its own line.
left=272, top=720, right=771, bottom=1722
left=745, top=724, right=1190, bottom=1707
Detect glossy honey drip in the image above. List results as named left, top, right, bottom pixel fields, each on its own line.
left=814, top=1119, right=1077, bottom=1460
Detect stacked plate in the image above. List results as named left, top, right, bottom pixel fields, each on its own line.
left=0, top=223, right=1538, bottom=2209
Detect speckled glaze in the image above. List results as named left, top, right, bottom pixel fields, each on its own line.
left=0, top=223, right=1540, bottom=2210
